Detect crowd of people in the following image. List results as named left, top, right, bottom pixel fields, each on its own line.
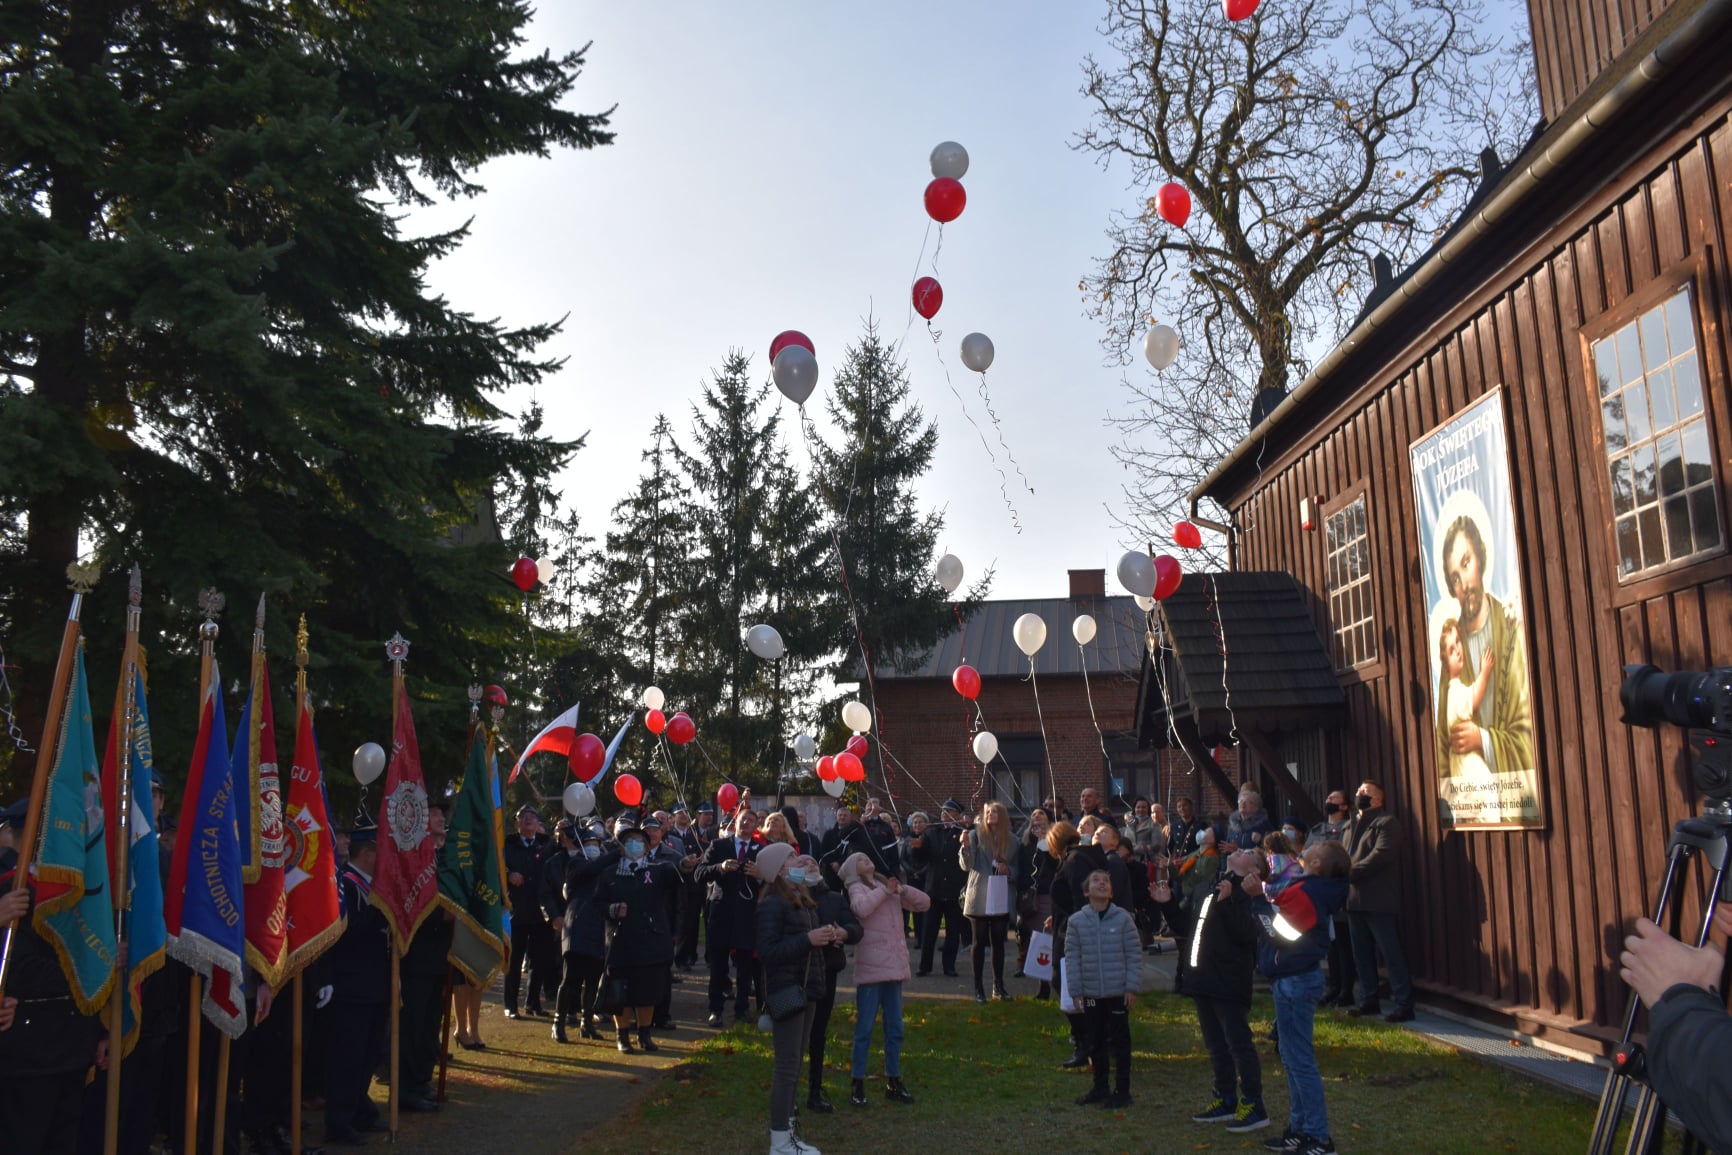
left=1, top=773, right=1414, bottom=1155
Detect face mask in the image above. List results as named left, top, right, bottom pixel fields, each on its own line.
left=787, top=868, right=808, bottom=885
left=624, top=839, right=646, bottom=859
left=1080, top=834, right=1095, bottom=846
left=1356, top=795, right=1373, bottom=811
left=1325, top=802, right=1341, bottom=815
left=583, top=844, right=601, bottom=860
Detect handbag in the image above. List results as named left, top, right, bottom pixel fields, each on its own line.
left=765, top=984, right=807, bottom=1022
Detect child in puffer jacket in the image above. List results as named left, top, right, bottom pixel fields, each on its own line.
left=1250, top=840, right=1351, bottom=1155
left=1063, top=868, right=1141, bottom=1110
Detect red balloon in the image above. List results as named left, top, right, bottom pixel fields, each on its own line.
left=1156, top=182, right=1192, bottom=228
left=666, top=711, right=696, bottom=745
left=952, top=664, right=981, bottom=700
left=836, top=752, right=866, bottom=782
left=912, top=276, right=943, bottom=320
left=509, top=556, right=539, bottom=592
left=613, top=773, right=643, bottom=807
left=1173, top=521, right=1203, bottom=550
left=1153, top=554, right=1184, bottom=601
left=845, top=734, right=869, bottom=760
left=1223, top=0, right=1260, bottom=18
left=924, top=177, right=966, bottom=223
left=717, top=783, right=740, bottom=813
left=769, top=330, right=814, bottom=364
left=644, top=708, right=666, bottom=735
left=568, top=732, right=606, bottom=783
left=816, top=755, right=838, bottom=782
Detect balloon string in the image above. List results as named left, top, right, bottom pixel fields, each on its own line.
left=1024, top=659, right=1056, bottom=810
left=975, top=370, right=1035, bottom=497
left=927, top=322, right=1022, bottom=534
left=1204, top=573, right=1241, bottom=748
left=0, top=638, right=35, bottom=753
left=905, top=219, right=933, bottom=332
left=1078, top=642, right=1113, bottom=771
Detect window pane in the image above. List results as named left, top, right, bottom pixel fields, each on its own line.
left=1633, top=444, right=1658, bottom=505
left=1609, top=455, right=1635, bottom=516
left=1639, top=506, right=1666, bottom=569
left=1616, top=324, right=1643, bottom=385
left=1682, top=420, right=1713, bottom=484
left=1355, top=537, right=1371, bottom=578
left=1326, top=514, right=1339, bottom=552
left=1690, top=486, right=1722, bottom=555
left=1625, top=380, right=1652, bottom=443
left=1664, top=495, right=1692, bottom=558
left=1657, top=432, right=1685, bottom=497
left=1594, top=338, right=1620, bottom=398
left=1674, top=350, right=1704, bottom=419
left=1353, top=499, right=1366, bottom=539
left=1602, top=393, right=1628, bottom=452
left=1640, top=308, right=1670, bottom=371
left=1617, top=515, right=1642, bottom=574
left=1648, top=365, right=1677, bottom=431
left=1665, top=290, right=1696, bottom=355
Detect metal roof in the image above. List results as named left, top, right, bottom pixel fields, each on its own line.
left=874, top=595, right=1147, bottom=680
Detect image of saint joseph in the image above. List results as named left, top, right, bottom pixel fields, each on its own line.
left=1434, top=514, right=1535, bottom=786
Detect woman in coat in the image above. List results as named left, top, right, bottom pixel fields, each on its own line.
left=593, top=818, right=683, bottom=1054
left=794, top=853, right=862, bottom=1114
left=555, top=828, right=615, bottom=1042
left=756, top=842, right=843, bottom=1155
left=1013, top=807, right=1054, bottom=985
left=842, top=850, right=929, bottom=1109
left=960, top=801, right=1016, bottom=1002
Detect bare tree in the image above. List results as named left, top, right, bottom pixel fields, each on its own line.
left=1078, top=0, right=1535, bottom=545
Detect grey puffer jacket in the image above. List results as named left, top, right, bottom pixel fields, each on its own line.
left=1063, top=902, right=1142, bottom=1000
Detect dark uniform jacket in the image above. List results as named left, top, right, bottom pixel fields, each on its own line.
left=504, top=833, right=553, bottom=920
left=561, top=850, right=616, bottom=958
left=692, top=836, right=763, bottom=953
left=326, top=864, right=390, bottom=1004
left=0, top=852, right=101, bottom=1075
left=908, top=822, right=966, bottom=901
left=593, top=858, right=681, bottom=968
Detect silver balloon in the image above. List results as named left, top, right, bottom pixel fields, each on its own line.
left=1072, top=614, right=1097, bottom=646
left=934, top=553, right=964, bottom=594
left=959, top=332, right=995, bottom=373
left=972, top=730, right=998, bottom=765
left=793, top=732, right=817, bottom=761
left=563, top=781, right=596, bottom=817
left=745, top=623, right=786, bottom=660
left=1144, top=324, right=1180, bottom=371
left=822, top=775, right=847, bottom=798
left=1012, top=612, right=1048, bottom=657
left=772, top=345, right=819, bottom=406
left=352, top=741, right=387, bottom=786
left=1117, top=551, right=1158, bottom=598
left=930, top=140, right=970, bottom=180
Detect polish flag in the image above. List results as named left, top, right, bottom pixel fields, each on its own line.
left=509, top=702, right=580, bottom=784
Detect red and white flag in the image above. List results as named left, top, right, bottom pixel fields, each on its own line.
left=508, top=701, right=580, bottom=783
left=282, top=694, right=343, bottom=976
left=370, top=688, right=438, bottom=952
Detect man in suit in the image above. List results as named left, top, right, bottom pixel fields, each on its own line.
left=503, top=805, right=555, bottom=1018
left=913, top=800, right=970, bottom=977
left=1342, top=780, right=1414, bottom=1022
left=693, top=807, right=764, bottom=1026
left=322, top=821, right=390, bottom=1145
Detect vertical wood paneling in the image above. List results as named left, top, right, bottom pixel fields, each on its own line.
left=1529, top=0, right=1677, bottom=121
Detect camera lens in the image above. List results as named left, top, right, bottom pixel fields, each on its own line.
left=1621, top=664, right=1716, bottom=729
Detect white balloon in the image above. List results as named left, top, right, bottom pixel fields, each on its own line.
left=1072, top=614, right=1097, bottom=646
left=972, top=730, right=999, bottom=765
left=745, top=623, right=786, bottom=660
left=841, top=699, right=873, bottom=734
left=934, top=553, right=964, bottom=594
left=536, top=557, right=556, bottom=585
left=1012, top=612, right=1048, bottom=657
left=1144, top=324, right=1180, bottom=371
left=1117, top=551, right=1158, bottom=598
left=352, top=742, right=386, bottom=786
left=929, top=140, right=970, bottom=180
left=563, top=781, right=596, bottom=817
left=959, top=332, right=995, bottom=373
left=1135, top=595, right=1155, bottom=612
left=772, top=345, right=819, bottom=406
left=793, top=732, right=817, bottom=761
left=822, top=775, right=847, bottom=798
left=643, top=686, right=665, bottom=711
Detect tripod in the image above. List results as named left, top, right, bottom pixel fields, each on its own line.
left=1587, top=808, right=1732, bottom=1154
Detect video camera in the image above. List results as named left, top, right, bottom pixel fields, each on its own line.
left=1620, top=664, right=1732, bottom=799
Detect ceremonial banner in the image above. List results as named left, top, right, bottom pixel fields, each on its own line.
left=101, top=662, right=167, bottom=1054
left=283, top=697, right=343, bottom=976
left=32, top=646, right=118, bottom=1014
left=371, top=688, right=438, bottom=952
left=234, top=661, right=289, bottom=985
left=440, top=729, right=508, bottom=986
left=1409, top=387, right=1542, bottom=829
left=165, top=667, right=247, bottom=1036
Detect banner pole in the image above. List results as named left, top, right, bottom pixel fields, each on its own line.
left=102, top=566, right=143, bottom=1155
left=184, top=587, right=223, bottom=1155
left=290, top=616, right=309, bottom=1155
left=388, top=643, right=405, bottom=1143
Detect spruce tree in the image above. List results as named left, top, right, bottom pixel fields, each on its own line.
left=0, top=2, right=612, bottom=794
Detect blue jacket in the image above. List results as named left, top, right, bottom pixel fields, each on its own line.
left=1255, top=875, right=1348, bottom=979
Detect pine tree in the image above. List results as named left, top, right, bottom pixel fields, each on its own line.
left=0, top=2, right=612, bottom=795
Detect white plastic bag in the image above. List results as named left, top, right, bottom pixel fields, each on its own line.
left=1024, top=930, right=1054, bottom=981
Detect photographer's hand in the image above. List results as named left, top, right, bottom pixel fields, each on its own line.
left=1620, top=917, right=1725, bottom=1007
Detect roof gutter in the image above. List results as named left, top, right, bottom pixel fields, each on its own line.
left=1187, top=0, right=1732, bottom=518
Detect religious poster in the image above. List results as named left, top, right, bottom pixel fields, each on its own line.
left=1409, top=388, right=1542, bottom=829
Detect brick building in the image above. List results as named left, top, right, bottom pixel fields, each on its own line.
left=871, top=568, right=1228, bottom=820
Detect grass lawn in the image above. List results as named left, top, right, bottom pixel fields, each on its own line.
left=590, top=992, right=1601, bottom=1154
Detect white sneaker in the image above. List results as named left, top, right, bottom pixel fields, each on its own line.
left=770, top=1130, right=823, bottom=1155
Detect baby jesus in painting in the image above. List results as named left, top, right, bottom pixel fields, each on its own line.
left=1439, top=617, right=1495, bottom=782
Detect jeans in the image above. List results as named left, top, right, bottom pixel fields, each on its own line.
left=1192, top=995, right=1261, bottom=1104
left=1272, top=968, right=1329, bottom=1140
left=1348, top=911, right=1413, bottom=1010
left=770, top=1003, right=818, bottom=1131
left=1082, top=996, right=1132, bottom=1094
left=851, top=981, right=906, bottom=1078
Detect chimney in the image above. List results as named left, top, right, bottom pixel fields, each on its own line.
left=1068, top=568, right=1106, bottom=599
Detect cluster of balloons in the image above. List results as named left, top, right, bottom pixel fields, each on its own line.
left=911, top=141, right=970, bottom=321
left=745, top=623, right=785, bottom=660
left=510, top=556, right=558, bottom=593
left=1118, top=550, right=1185, bottom=603
left=770, top=329, right=819, bottom=407
left=796, top=699, right=874, bottom=799
left=642, top=685, right=696, bottom=745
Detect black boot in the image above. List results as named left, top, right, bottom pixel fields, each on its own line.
left=581, top=1016, right=601, bottom=1040
left=884, top=1076, right=915, bottom=1104
left=1062, top=1044, right=1090, bottom=1069
left=616, top=1028, right=634, bottom=1054
left=974, top=984, right=987, bottom=1004
left=806, top=1085, right=834, bottom=1113
left=551, top=1018, right=569, bottom=1044
left=637, top=1027, right=658, bottom=1052
left=850, top=1078, right=868, bottom=1107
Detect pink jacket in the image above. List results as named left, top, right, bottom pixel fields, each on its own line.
left=847, top=880, right=930, bottom=986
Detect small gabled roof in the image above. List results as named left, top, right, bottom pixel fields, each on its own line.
left=875, top=596, right=1145, bottom=681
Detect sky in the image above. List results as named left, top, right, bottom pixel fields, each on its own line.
left=414, top=1, right=1527, bottom=602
